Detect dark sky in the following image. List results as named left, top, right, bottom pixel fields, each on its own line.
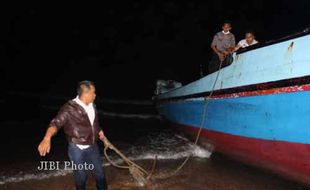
left=1, top=1, right=310, bottom=99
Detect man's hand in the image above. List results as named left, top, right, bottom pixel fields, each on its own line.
left=226, top=47, right=235, bottom=54
left=234, top=45, right=241, bottom=52
left=99, top=130, right=113, bottom=148
left=38, top=126, right=57, bottom=156
left=38, top=138, right=51, bottom=156
left=223, top=50, right=230, bottom=56
left=99, top=130, right=105, bottom=141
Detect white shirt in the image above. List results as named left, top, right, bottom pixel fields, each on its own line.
left=73, top=96, right=95, bottom=150
left=238, top=39, right=258, bottom=48
left=222, top=30, right=230, bottom=35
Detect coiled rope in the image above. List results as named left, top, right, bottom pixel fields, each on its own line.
left=101, top=137, right=156, bottom=187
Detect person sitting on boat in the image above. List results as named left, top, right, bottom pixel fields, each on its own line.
left=209, top=22, right=236, bottom=74
left=234, top=30, right=258, bottom=51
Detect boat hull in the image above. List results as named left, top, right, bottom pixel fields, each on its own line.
left=155, top=30, right=310, bottom=185
left=157, top=88, right=310, bottom=185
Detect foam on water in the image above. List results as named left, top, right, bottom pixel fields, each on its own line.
left=0, top=132, right=211, bottom=185
left=125, top=133, right=212, bottom=160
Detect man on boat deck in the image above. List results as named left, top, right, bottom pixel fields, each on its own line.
left=209, top=22, right=236, bottom=74
left=234, top=30, right=259, bottom=51
left=38, top=81, right=108, bottom=190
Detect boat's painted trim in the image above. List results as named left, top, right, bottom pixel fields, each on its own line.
left=212, top=83, right=310, bottom=99
left=157, top=76, right=310, bottom=101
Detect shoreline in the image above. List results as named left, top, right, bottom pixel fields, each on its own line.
left=1, top=155, right=307, bottom=190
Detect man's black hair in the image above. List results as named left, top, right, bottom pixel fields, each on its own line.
left=77, top=80, right=95, bottom=96
left=223, top=21, right=232, bottom=26
left=245, top=30, right=255, bottom=36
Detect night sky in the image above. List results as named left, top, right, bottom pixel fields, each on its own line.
left=1, top=1, right=310, bottom=99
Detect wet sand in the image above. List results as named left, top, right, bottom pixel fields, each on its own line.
left=1, top=154, right=308, bottom=190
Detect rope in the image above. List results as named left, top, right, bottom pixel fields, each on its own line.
left=101, top=137, right=154, bottom=186
left=101, top=60, right=224, bottom=185
left=154, top=60, right=224, bottom=179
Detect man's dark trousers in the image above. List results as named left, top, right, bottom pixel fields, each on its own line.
left=68, top=142, right=107, bottom=190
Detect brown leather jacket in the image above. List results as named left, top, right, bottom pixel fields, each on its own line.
left=49, top=100, right=102, bottom=145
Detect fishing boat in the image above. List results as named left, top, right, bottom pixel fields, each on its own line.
left=153, top=28, right=310, bottom=185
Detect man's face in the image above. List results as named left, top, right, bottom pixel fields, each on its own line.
left=222, top=23, right=231, bottom=33
left=245, top=33, right=255, bottom=44
left=83, top=85, right=96, bottom=104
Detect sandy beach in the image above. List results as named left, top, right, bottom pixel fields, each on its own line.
left=1, top=154, right=307, bottom=190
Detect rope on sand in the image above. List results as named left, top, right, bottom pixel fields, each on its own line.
left=101, top=137, right=156, bottom=187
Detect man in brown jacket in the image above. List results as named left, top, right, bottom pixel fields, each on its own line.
left=38, top=80, right=107, bottom=190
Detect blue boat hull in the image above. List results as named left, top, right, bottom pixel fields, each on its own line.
left=157, top=88, right=310, bottom=184
left=158, top=90, right=310, bottom=144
